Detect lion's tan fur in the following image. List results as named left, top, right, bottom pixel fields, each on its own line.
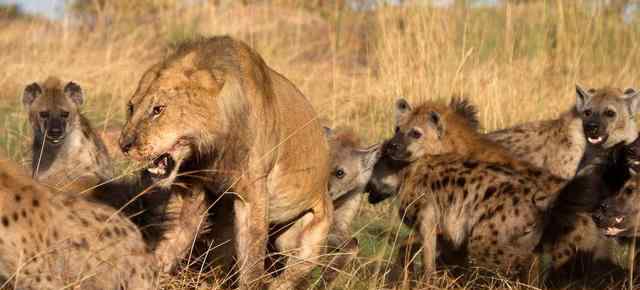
left=120, top=36, right=332, bottom=290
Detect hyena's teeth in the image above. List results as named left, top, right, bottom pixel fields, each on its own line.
left=615, top=217, right=624, bottom=224
left=606, top=227, right=624, bottom=236
left=147, top=167, right=166, bottom=176
left=588, top=136, right=603, bottom=144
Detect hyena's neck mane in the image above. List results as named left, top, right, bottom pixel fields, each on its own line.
left=441, top=104, right=519, bottom=166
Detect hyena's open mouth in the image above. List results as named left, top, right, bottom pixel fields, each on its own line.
left=594, top=211, right=637, bottom=237
left=586, top=132, right=608, bottom=145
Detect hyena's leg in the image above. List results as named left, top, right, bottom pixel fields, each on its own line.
left=322, top=194, right=361, bottom=285
left=418, top=204, right=438, bottom=281
left=233, top=177, right=270, bottom=290
left=271, top=194, right=333, bottom=290
left=154, top=185, right=209, bottom=274
left=391, top=231, right=421, bottom=288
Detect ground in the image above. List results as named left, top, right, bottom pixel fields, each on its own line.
left=1, top=1, right=640, bottom=289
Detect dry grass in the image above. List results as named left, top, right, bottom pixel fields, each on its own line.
left=1, top=0, right=640, bottom=289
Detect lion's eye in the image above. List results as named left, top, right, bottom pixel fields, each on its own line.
left=583, top=109, right=593, bottom=117
left=39, top=111, right=49, bottom=119
left=604, top=109, right=616, bottom=118
left=152, top=105, right=165, bottom=116
left=127, top=103, right=134, bottom=116
left=395, top=126, right=400, bottom=133
left=409, top=129, right=422, bottom=139
left=335, top=168, right=346, bottom=179
left=60, top=111, right=69, bottom=118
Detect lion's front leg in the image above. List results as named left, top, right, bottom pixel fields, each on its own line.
left=154, top=185, right=209, bottom=274
left=234, top=177, right=269, bottom=290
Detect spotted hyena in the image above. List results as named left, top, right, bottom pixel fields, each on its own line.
left=539, top=138, right=639, bottom=286
left=0, top=155, right=158, bottom=289
left=488, top=86, right=640, bottom=179
left=369, top=98, right=566, bottom=283
left=22, top=77, right=113, bottom=188
left=321, top=127, right=380, bottom=284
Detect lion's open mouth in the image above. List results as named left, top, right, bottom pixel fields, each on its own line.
left=146, top=153, right=176, bottom=179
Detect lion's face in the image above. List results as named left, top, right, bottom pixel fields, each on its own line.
left=119, top=67, right=223, bottom=185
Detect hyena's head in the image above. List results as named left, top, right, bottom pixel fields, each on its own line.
left=385, top=97, right=480, bottom=162
left=366, top=97, right=479, bottom=204
left=22, top=77, right=84, bottom=146
left=575, top=86, right=640, bottom=148
left=324, top=127, right=381, bottom=201
left=594, top=178, right=640, bottom=238
left=365, top=151, right=409, bottom=204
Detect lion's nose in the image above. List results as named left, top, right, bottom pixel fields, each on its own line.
left=120, top=135, right=137, bottom=154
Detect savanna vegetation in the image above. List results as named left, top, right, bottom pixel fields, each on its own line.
left=1, top=0, right=640, bottom=289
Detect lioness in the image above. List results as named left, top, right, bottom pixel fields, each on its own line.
left=119, top=36, right=332, bottom=290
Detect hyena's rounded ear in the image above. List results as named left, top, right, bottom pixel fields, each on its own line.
left=22, top=82, right=42, bottom=107
left=64, top=81, right=84, bottom=106
left=428, top=111, right=444, bottom=138
left=575, top=84, right=593, bottom=112
left=624, top=88, right=640, bottom=115
left=624, top=88, right=637, bottom=96
left=323, top=126, right=334, bottom=138
left=395, top=98, right=412, bottom=124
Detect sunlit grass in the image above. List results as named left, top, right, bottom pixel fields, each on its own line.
left=1, top=1, right=640, bottom=289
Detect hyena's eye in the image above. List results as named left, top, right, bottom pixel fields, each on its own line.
left=60, top=111, right=69, bottom=118
left=604, top=109, right=616, bottom=118
left=152, top=105, right=166, bottom=117
left=409, top=129, right=422, bottom=139
left=394, top=126, right=400, bottom=133
left=334, top=168, right=346, bottom=179
left=39, top=111, right=49, bottom=119
left=583, top=109, right=593, bottom=117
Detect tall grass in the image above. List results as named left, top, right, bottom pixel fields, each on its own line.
left=1, top=1, right=639, bottom=289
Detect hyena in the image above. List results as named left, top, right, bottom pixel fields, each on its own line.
left=0, top=155, right=158, bottom=290
left=321, top=127, right=381, bottom=283
left=368, top=90, right=640, bottom=283
left=22, top=77, right=113, bottom=188
left=538, top=138, right=638, bottom=286
left=488, top=86, right=640, bottom=179
left=370, top=98, right=566, bottom=282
